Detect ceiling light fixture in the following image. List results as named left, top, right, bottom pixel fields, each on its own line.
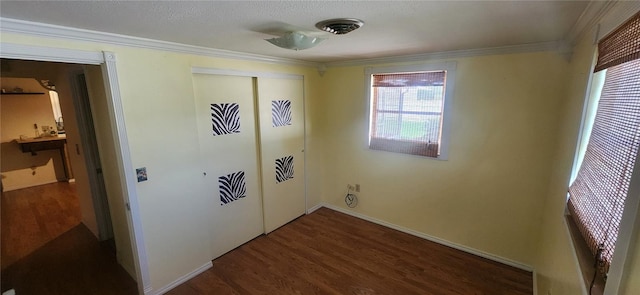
left=315, top=18, right=364, bottom=35
left=265, top=31, right=325, bottom=50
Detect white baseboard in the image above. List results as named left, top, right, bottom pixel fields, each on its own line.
left=1, top=179, right=58, bottom=192
left=306, top=202, right=324, bottom=214
left=533, top=269, right=538, bottom=295
left=145, top=204, right=534, bottom=294
left=319, top=203, right=534, bottom=272
left=148, top=261, right=213, bottom=295
left=118, top=256, right=137, bottom=282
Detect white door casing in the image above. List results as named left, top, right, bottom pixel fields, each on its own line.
left=0, top=43, right=151, bottom=294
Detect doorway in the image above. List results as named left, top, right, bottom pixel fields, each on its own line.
left=0, top=59, right=137, bottom=294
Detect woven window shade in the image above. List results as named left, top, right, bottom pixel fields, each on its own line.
left=568, top=58, right=640, bottom=276
left=372, top=72, right=445, bottom=87
left=369, top=71, right=445, bottom=157
left=593, top=11, right=640, bottom=72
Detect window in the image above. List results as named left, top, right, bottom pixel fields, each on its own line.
left=567, top=11, right=640, bottom=292
left=366, top=62, right=455, bottom=159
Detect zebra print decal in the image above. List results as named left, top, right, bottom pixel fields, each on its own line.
left=275, top=156, right=294, bottom=183
left=272, top=100, right=292, bottom=127
left=218, top=171, right=247, bottom=205
left=211, top=103, right=240, bottom=136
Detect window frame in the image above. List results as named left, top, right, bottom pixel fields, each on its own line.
left=566, top=27, right=640, bottom=295
left=364, top=61, right=456, bottom=160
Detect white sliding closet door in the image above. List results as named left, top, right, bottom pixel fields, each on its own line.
left=257, top=76, right=306, bottom=233
left=192, top=74, right=264, bottom=259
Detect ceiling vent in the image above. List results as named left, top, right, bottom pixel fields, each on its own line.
left=315, top=18, right=364, bottom=35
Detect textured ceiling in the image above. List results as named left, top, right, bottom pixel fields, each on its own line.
left=0, top=1, right=590, bottom=63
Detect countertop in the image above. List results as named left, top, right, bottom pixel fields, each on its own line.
left=15, top=134, right=67, bottom=144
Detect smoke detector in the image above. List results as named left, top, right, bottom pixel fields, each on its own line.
left=315, top=18, right=364, bottom=35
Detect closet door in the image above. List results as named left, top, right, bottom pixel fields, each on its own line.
left=257, top=76, right=306, bottom=233
left=192, top=74, right=264, bottom=259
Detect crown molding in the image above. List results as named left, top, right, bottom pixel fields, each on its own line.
left=562, top=0, right=616, bottom=47
left=0, top=17, right=319, bottom=67
left=0, top=42, right=104, bottom=64
left=596, top=1, right=640, bottom=42
left=192, top=67, right=303, bottom=80
left=4, top=10, right=615, bottom=70
left=325, top=41, right=561, bottom=68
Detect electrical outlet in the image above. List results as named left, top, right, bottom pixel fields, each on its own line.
left=355, top=184, right=360, bottom=192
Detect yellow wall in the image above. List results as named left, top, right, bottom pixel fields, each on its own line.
left=3, top=8, right=640, bottom=294
left=85, top=65, right=136, bottom=278
left=0, top=78, right=65, bottom=190
left=0, top=32, right=323, bottom=291
left=320, top=52, right=569, bottom=266
left=533, top=7, right=640, bottom=295
left=533, top=28, right=595, bottom=295
left=622, top=217, right=640, bottom=294
left=111, top=48, right=323, bottom=288
left=1, top=63, right=103, bottom=239
left=51, top=64, right=102, bottom=237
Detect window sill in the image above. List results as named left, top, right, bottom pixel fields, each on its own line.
left=564, top=213, right=605, bottom=295
left=369, top=137, right=439, bottom=158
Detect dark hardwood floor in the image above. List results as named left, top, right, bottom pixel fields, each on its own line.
left=168, top=207, right=533, bottom=295
left=1, top=182, right=81, bottom=269
left=1, top=182, right=137, bottom=295
left=2, top=183, right=532, bottom=294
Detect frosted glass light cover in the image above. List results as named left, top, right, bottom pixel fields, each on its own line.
left=266, top=32, right=324, bottom=50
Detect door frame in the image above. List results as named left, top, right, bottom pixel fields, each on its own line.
left=68, top=70, right=114, bottom=241
left=1, top=43, right=151, bottom=294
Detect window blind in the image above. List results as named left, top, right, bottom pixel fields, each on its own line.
left=568, top=57, right=640, bottom=276
left=369, top=71, right=445, bottom=157
left=593, top=11, right=640, bottom=72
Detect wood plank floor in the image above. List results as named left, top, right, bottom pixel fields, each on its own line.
left=168, top=207, right=533, bottom=295
left=1, top=182, right=137, bottom=295
left=1, top=182, right=81, bottom=269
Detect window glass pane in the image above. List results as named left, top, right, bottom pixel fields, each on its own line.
left=407, top=114, right=441, bottom=142
left=375, top=87, right=401, bottom=111
left=374, top=112, right=400, bottom=138
left=373, top=113, right=441, bottom=142
left=368, top=68, right=451, bottom=158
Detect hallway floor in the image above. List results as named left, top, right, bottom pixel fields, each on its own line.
left=1, top=182, right=81, bottom=269
left=1, top=182, right=137, bottom=295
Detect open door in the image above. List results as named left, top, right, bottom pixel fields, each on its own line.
left=69, top=71, right=114, bottom=241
